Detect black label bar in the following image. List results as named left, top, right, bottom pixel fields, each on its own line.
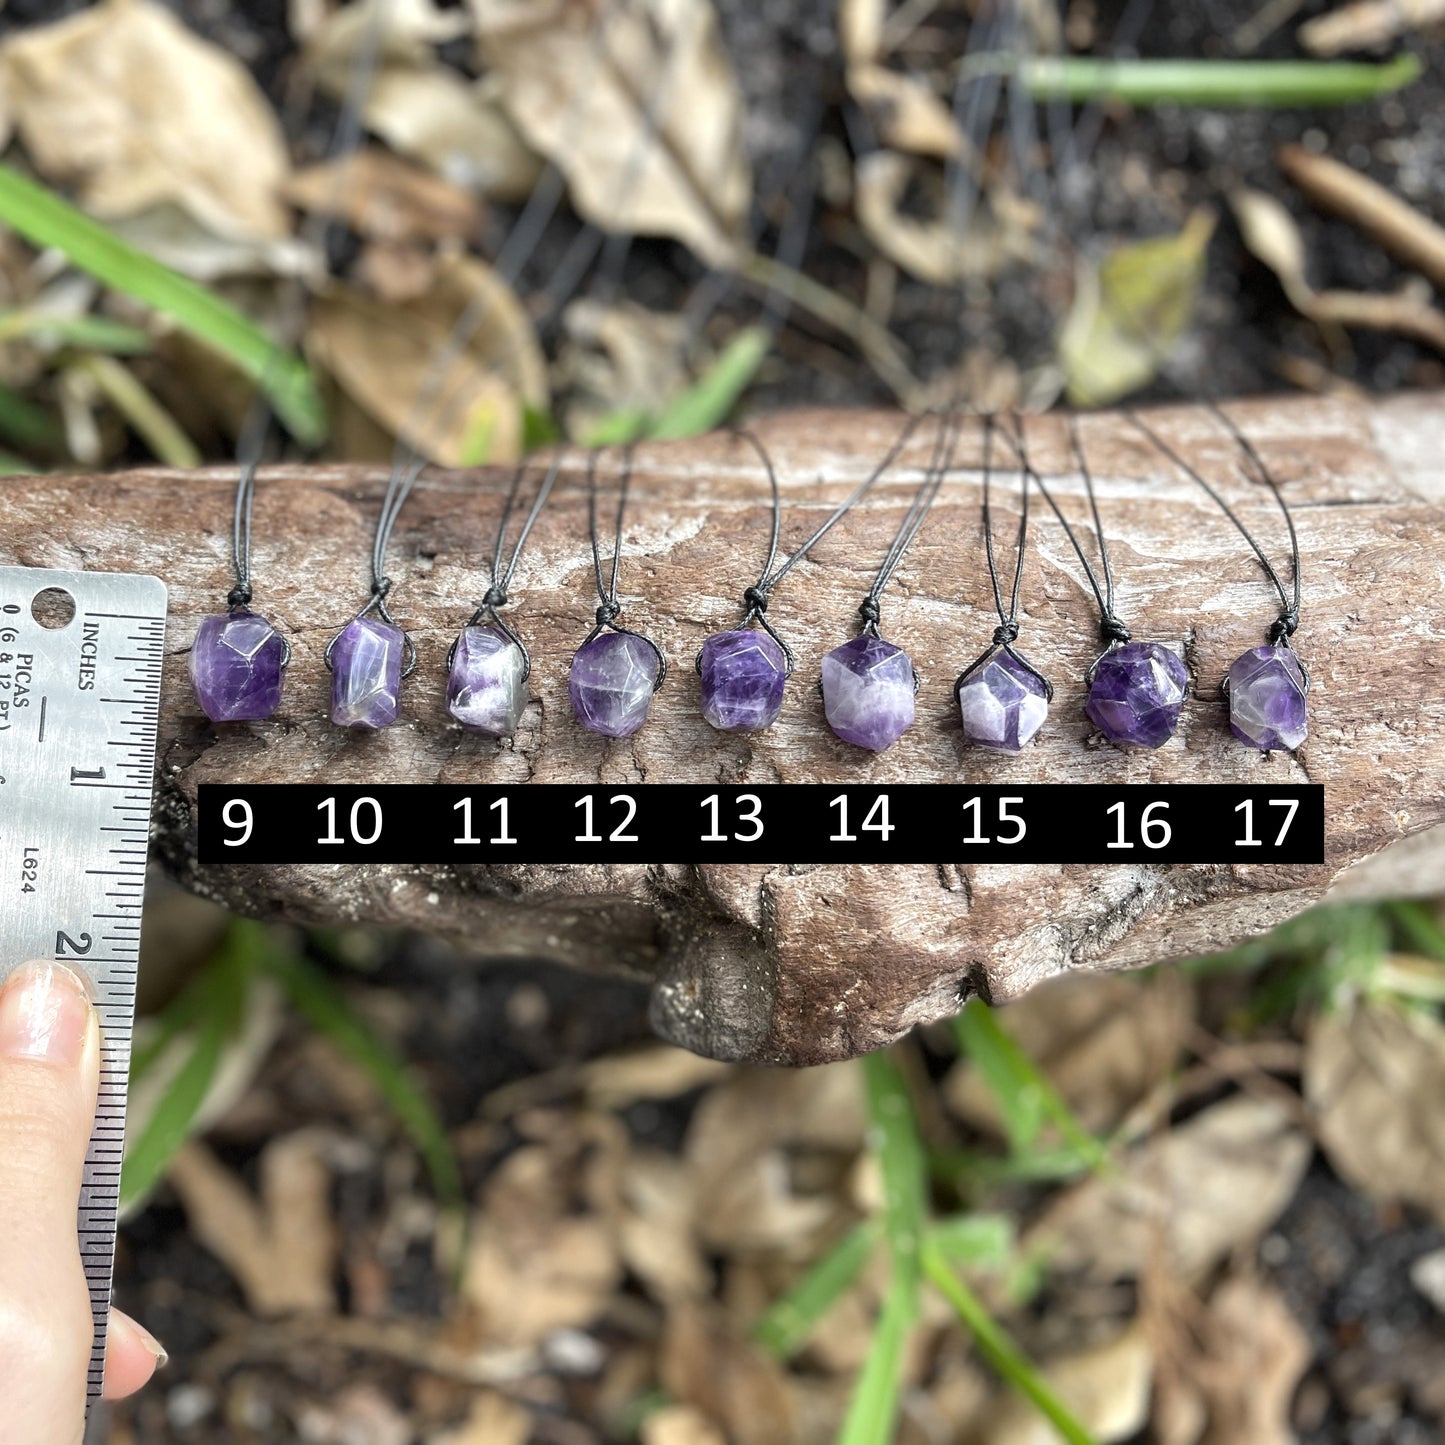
left=199, top=784, right=1325, bottom=866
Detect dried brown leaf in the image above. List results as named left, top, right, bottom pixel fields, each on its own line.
left=1306, top=999, right=1445, bottom=1227
left=308, top=254, right=547, bottom=465
left=660, top=1301, right=800, bottom=1445
left=642, top=1405, right=729, bottom=1445
left=2, top=0, right=291, bottom=241
left=618, top=1148, right=711, bottom=1301
left=1299, top=0, right=1445, bottom=55
left=427, top=1390, right=531, bottom=1445
left=1278, top=143, right=1445, bottom=291
left=1027, top=1096, right=1311, bottom=1281
left=167, top=1132, right=338, bottom=1316
left=1232, top=185, right=1445, bottom=353
left=846, top=64, right=964, bottom=159
left=284, top=147, right=485, bottom=247
left=1197, top=1276, right=1310, bottom=1445
left=855, top=151, right=1026, bottom=285
left=476, top=0, right=752, bottom=269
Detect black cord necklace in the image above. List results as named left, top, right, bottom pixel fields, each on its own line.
left=693, top=419, right=925, bottom=733
left=324, top=458, right=425, bottom=731
left=1002, top=415, right=1189, bottom=750
left=445, top=452, right=563, bottom=737
left=954, top=414, right=1053, bottom=751
left=189, top=442, right=293, bottom=724
left=1126, top=408, right=1309, bottom=752
left=568, top=448, right=667, bottom=738
left=821, top=410, right=959, bottom=752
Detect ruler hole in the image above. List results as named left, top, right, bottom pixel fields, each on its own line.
left=31, top=587, right=75, bottom=630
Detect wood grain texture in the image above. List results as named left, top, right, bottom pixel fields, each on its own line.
left=3, top=394, right=1441, bottom=1063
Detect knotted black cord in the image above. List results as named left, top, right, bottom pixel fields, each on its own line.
left=323, top=454, right=426, bottom=676
left=953, top=414, right=1054, bottom=702
left=1124, top=408, right=1308, bottom=691
left=994, top=413, right=1132, bottom=684
left=857, top=409, right=959, bottom=650
left=581, top=447, right=667, bottom=690
left=445, top=450, right=565, bottom=680
left=760, top=409, right=930, bottom=603
left=226, top=0, right=386, bottom=633
left=689, top=429, right=795, bottom=676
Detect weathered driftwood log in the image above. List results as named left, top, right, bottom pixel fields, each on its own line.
left=2, top=395, right=1441, bottom=1064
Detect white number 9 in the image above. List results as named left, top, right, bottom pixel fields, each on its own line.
left=222, top=798, right=253, bottom=847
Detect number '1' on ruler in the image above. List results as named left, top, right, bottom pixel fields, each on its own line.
left=0, top=565, right=167, bottom=1410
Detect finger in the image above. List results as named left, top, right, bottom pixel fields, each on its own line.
left=0, top=961, right=101, bottom=1445
left=102, top=1309, right=167, bottom=1401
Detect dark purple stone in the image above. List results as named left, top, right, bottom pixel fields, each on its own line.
left=569, top=631, right=660, bottom=737
left=1085, top=640, right=1188, bottom=749
left=821, top=634, right=915, bottom=751
left=189, top=610, right=286, bottom=722
left=699, top=628, right=787, bottom=733
left=957, top=650, right=1050, bottom=752
left=330, top=617, right=405, bottom=730
left=1227, top=643, right=1308, bottom=751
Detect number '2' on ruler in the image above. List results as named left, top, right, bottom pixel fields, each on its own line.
left=0, top=565, right=167, bottom=1410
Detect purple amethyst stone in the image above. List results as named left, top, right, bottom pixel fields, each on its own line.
left=1227, top=644, right=1308, bottom=751
left=821, top=634, right=916, bottom=751
left=569, top=631, right=660, bottom=738
left=189, top=610, right=286, bottom=722
left=699, top=628, right=787, bottom=733
left=447, top=625, right=528, bottom=737
left=330, top=617, right=405, bottom=730
left=1085, top=640, right=1189, bottom=749
left=958, top=651, right=1049, bottom=752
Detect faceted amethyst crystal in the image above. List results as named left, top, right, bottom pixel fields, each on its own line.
left=330, top=617, right=405, bottom=730
left=189, top=610, right=286, bottom=722
left=957, top=651, right=1049, bottom=752
left=569, top=631, right=660, bottom=738
left=821, top=634, right=916, bottom=751
left=699, top=628, right=787, bottom=733
left=1227, top=643, right=1307, bottom=751
left=447, top=625, right=528, bottom=737
left=1085, top=640, right=1189, bottom=749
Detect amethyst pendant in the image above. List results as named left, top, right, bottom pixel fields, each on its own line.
left=1227, top=644, right=1307, bottom=751
left=1085, top=640, right=1188, bottom=749
left=190, top=610, right=287, bottom=722
left=569, top=631, right=660, bottom=738
left=331, top=617, right=406, bottom=730
left=821, top=634, right=916, bottom=751
left=699, top=628, right=788, bottom=733
left=958, top=651, right=1049, bottom=752
left=447, top=625, right=528, bottom=737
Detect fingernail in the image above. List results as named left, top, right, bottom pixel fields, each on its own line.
left=135, top=1323, right=168, bottom=1371
left=0, top=961, right=93, bottom=1064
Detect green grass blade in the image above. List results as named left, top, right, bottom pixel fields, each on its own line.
left=262, top=942, right=463, bottom=1213
left=648, top=325, right=769, bottom=440
left=73, top=353, right=200, bottom=467
left=1019, top=53, right=1420, bottom=107
left=0, top=309, right=151, bottom=353
left=837, top=1052, right=930, bottom=1445
left=753, top=1219, right=880, bottom=1359
left=922, top=1244, right=1098, bottom=1445
left=1391, top=901, right=1445, bottom=962
left=837, top=1273, right=917, bottom=1445
left=952, top=1000, right=1108, bottom=1171
left=924, top=1211, right=1015, bottom=1270
left=0, top=165, right=326, bottom=445
left=0, top=378, right=64, bottom=452
left=120, top=939, right=252, bottom=1211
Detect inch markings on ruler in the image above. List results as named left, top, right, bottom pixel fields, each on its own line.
left=0, top=565, right=167, bottom=1410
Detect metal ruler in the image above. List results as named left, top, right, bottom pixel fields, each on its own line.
left=0, top=565, right=167, bottom=1407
